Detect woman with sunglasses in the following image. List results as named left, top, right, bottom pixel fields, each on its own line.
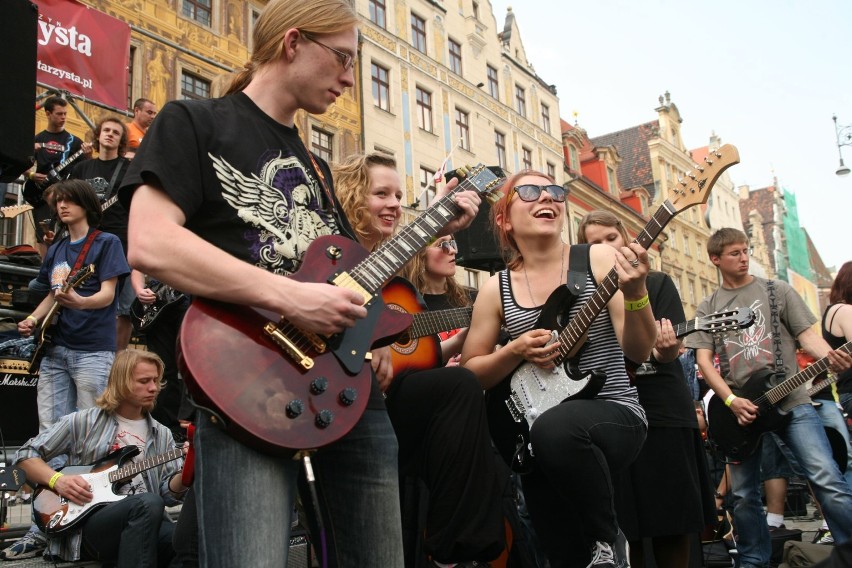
left=578, top=210, right=715, bottom=568
left=399, top=236, right=472, bottom=365
left=461, top=171, right=657, bottom=568
left=334, top=154, right=506, bottom=567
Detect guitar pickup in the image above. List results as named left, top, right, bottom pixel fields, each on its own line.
left=263, top=322, right=318, bottom=370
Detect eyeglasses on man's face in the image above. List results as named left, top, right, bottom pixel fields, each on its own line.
left=511, top=184, right=566, bottom=203
left=300, top=32, right=356, bottom=71
left=432, top=239, right=458, bottom=253
left=724, top=246, right=754, bottom=259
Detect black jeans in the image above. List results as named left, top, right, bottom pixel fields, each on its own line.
left=81, top=493, right=176, bottom=568
left=522, top=399, right=647, bottom=568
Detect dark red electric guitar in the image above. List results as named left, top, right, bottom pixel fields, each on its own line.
left=179, top=165, right=505, bottom=454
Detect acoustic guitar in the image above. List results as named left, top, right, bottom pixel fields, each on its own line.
left=382, top=278, right=473, bottom=375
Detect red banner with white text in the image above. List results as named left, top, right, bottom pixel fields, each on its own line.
left=34, top=0, right=130, bottom=109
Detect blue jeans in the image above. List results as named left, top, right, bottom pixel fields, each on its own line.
left=730, top=403, right=852, bottom=567
left=814, top=400, right=852, bottom=488
left=196, top=406, right=403, bottom=567
left=37, top=345, right=114, bottom=431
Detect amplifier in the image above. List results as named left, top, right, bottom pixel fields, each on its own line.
left=0, top=367, right=38, bottom=446
left=287, top=529, right=311, bottom=568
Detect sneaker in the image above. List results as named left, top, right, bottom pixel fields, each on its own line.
left=813, top=529, right=834, bottom=545
left=768, top=523, right=787, bottom=533
left=0, top=530, right=47, bottom=560
left=586, top=532, right=630, bottom=568
left=613, top=529, right=630, bottom=567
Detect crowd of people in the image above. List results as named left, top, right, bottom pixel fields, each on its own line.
left=2, top=0, right=852, bottom=567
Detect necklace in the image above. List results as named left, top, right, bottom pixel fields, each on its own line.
left=523, top=247, right=565, bottom=305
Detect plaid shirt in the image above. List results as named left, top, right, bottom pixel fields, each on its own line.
left=15, top=407, right=184, bottom=561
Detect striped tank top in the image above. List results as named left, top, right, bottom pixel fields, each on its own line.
left=499, top=265, right=646, bottom=423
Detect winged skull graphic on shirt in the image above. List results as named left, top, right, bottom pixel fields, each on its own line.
left=210, top=152, right=337, bottom=275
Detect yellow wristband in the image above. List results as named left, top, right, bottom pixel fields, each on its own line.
left=48, top=472, right=63, bottom=490
left=624, top=294, right=650, bottom=312
left=724, top=393, right=737, bottom=407
left=26, top=315, right=38, bottom=324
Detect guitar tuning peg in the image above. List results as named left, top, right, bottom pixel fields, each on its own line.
left=695, top=166, right=705, bottom=173
left=485, top=191, right=504, bottom=205
left=688, top=173, right=697, bottom=180
left=458, top=166, right=469, bottom=178
left=704, top=157, right=714, bottom=165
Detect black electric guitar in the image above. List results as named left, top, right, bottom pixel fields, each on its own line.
left=707, top=341, right=852, bottom=460
left=129, top=281, right=187, bottom=332
left=28, top=264, right=96, bottom=374
left=489, top=145, right=740, bottom=471
left=33, top=445, right=183, bottom=535
left=0, top=465, right=27, bottom=492
left=179, top=164, right=506, bottom=454
left=23, top=148, right=87, bottom=207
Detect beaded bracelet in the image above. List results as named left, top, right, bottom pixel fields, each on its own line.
left=48, top=472, right=63, bottom=490
left=624, top=294, right=650, bottom=312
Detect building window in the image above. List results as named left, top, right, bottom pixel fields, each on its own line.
left=522, top=147, right=532, bottom=170
left=541, top=103, right=551, bottom=134
left=448, top=38, right=462, bottom=74
left=567, top=144, right=579, bottom=172
left=465, top=269, right=478, bottom=289
left=515, top=84, right=526, bottom=117
left=411, top=13, right=426, bottom=53
left=472, top=1, right=479, bottom=19
left=416, top=87, right=433, bottom=132
left=371, top=63, right=390, bottom=111
left=181, top=72, right=210, bottom=100
left=419, top=166, right=437, bottom=207
left=455, top=108, right=470, bottom=151
left=487, top=65, right=499, bottom=99
left=547, top=162, right=556, bottom=179
left=495, top=131, right=506, bottom=169
left=688, top=278, right=697, bottom=305
left=182, top=0, right=212, bottom=27
left=127, top=47, right=136, bottom=109
left=606, top=166, right=616, bottom=192
left=248, top=5, right=263, bottom=50
left=311, top=128, right=333, bottom=162
left=368, top=0, right=386, bottom=28
left=683, top=233, right=691, bottom=256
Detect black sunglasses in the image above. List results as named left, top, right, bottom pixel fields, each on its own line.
left=511, top=184, right=566, bottom=203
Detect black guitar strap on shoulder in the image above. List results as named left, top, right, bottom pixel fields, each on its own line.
left=106, top=159, right=125, bottom=199
left=566, top=243, right=591, bottom=297
left=766, top=279, right=786, bottom=381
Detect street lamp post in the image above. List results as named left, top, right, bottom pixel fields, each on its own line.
left=833, top=114, right=852, bottom=176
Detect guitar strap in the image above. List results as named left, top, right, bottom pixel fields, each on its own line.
left=71, top=230, right=101, bottom=274
left=106, top=160, right=125, bottom=199
left=765, top=279, right=786, bottom=381
left=566, top=244, right=590, bottom=297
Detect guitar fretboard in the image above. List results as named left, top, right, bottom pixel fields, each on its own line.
left=109, top=448, right=183, bottom=483
left=759, top=342, right=852, bottom=406
left=347, top=167, right=503, bottom=293
left=409, top=306, right=473, bottom=339
left=554, top=201, right=678, bottom=363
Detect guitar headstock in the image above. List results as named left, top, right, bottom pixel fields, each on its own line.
left=0, top=204, right=34, bottom=219
left=70, top=264, right=96, bottom=287
left=669, top=144, right=740, bottom=213
left=452, top=164, right=507, bottom=205
left=0, top=466, right=27, bottom=491
left=695, top=307, right=755, bottom=334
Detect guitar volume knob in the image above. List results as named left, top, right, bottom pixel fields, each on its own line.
left=339, top=388, right=357, bottom=406
left=286, top=400, right=304, bottom=418
left=315, top=410, right=334, bottom=428
left=310, top=377, right=329, bottom=394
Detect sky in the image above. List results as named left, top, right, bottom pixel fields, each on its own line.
left=488, top=0, right=851, bottom=271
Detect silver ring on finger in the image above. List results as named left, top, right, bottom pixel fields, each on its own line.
left=630, top=258, right=640, bottom=268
